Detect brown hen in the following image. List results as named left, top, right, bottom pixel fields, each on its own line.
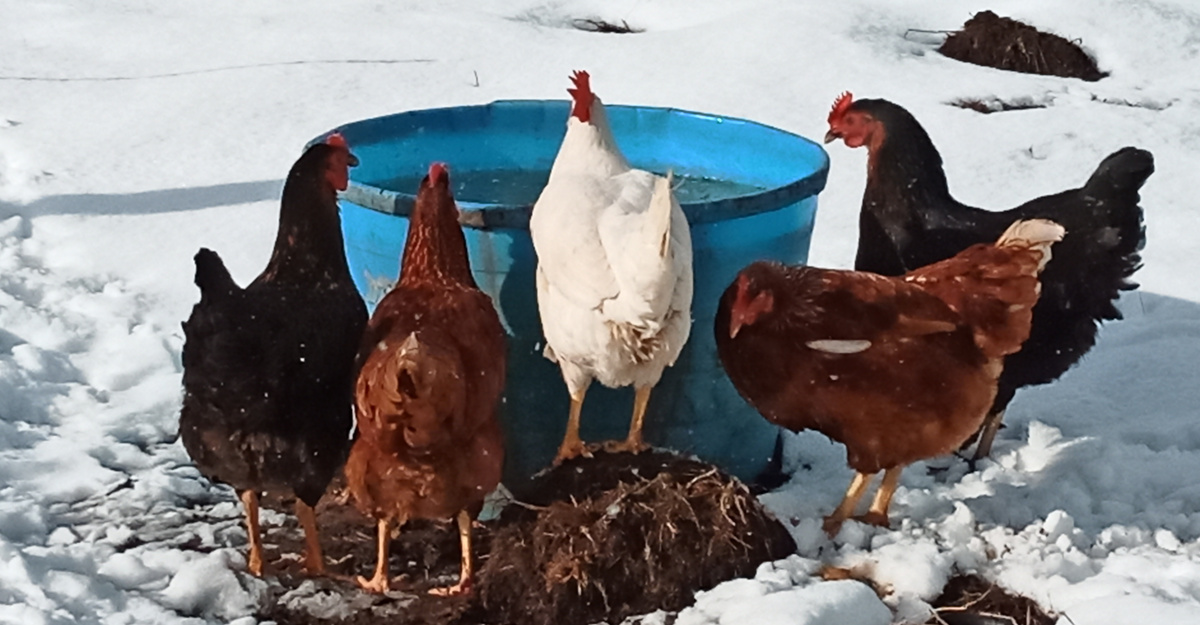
left=344, top=162, right=506, bottom=594
left=715, top=220, right=1063, bottom=535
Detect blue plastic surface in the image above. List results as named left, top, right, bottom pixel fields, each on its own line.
left=323, top=99, right=829, bottom=484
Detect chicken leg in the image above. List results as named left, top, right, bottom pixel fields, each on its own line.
left=357, top=518, right=392, bottom=593
left=429, top=510, right=474, bottom=597
left=855, top=466, right=902, bottom=528
left=554, top=389, right=592, bottom=464
left=238, top=490, right=265, bottom=576
left=606, top=385, right=653, bottom=454
left=295, top=499, right=325, bottom=575
left=971, top=408, right=1005, bottom=463
left=823, top=471, right=872, bottom=536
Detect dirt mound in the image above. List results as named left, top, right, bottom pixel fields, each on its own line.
left=938, top=10, right=1105, bottom=82
left=478, top=450, right=796, bottom=625
left=929, top=574, right=1057, bottom=625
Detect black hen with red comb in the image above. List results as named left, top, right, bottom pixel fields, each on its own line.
left=825, top=94, right=1153, bottom=463
left=179, top=135, right=368, bottom=576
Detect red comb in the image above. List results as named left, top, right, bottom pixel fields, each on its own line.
left=568, top=70, right=594, bottom=123
left=428, top=162, right=448, bottom=183
left=325, top=132, right=349, bottom=149
left=828, top=92, right=853, bottom=124
left=568, top=70, right=591, bottom=97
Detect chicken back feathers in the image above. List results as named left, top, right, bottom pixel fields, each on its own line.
left=179, top=138, right=367, bottom=508
left=344, top=163, right=506, bottom=525
left=827, top=95, right=1152, bottom=412
left=530, top=71, right=694, bottom=395
left=715, top=220, right=1061, bottom=474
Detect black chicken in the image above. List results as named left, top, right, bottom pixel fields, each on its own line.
left=179, top=134, right=368, bottom=576
left=825, top=93, right=1153, bottom=463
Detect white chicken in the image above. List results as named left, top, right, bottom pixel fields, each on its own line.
left=530, top=70, right=694, bottom=464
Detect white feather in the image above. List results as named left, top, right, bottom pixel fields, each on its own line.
left=806, top=339, right=872, bottom=354
left=530, top=93, right=694, bottom=396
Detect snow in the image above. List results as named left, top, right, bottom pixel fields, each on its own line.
left=2, top=0, right=1199, bottom=623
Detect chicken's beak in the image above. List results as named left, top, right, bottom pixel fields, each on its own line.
left=729, top=313, right=745, bottom=339
left=823, top=129, right=839, bottom=144
left=347, top=150, right=360, bottom=168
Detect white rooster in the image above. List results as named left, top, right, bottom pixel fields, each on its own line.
left=530, top=70, right=694, bottom=464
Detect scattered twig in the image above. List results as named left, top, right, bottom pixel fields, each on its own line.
left=904, top=28, right=957, bottom=40
left=472, top=70, right=480, bottom=87
left=572, top=18, right=643, bottom=34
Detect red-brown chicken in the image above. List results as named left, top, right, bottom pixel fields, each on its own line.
left=180, top=134, right=367, bottom=576
left=825, top=93, right=1153, bottom=463
left=344, top=162, right=506, bottom=595
left=715, top=219, right=1063, bottom=535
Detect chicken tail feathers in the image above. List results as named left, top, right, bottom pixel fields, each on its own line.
left=906, top=219, right=1064, bottom=359
left=1083, top=147, right=1155, bottom=203
left=649, top=170, right=675, bottom=259
left=193, top=248, right=239, bottom=300
left=996, top=218, right=1066, bottom=271
left=355, top=329, right=467, bottom=452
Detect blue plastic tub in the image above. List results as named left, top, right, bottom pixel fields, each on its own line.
left=324, top=99, right=829, bottom=484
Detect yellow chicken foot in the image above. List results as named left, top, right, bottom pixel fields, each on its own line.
left=854, top=466, right=902, bottom=528
left=239, top=490, right=265, bottom=577
left=429, top=510, right=474, bottom=597
left=357, top=519, right=392, bottom=593
left=295, top=499, right=325, bottom=576
left=823, top=471, right=873, bottom=536
left=605, top=386, right=653, bottom=454
left=553, top=391, right=592, bottom=465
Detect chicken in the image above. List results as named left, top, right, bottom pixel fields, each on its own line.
left=824, top=93, right=1153, bottom=463
left=344, top=162, right=506, bottom=595
left=530, top=70, right=694, bottom=464
left=715, top=219, right=1063, bottom=535
left=179, top=134, right=367, bottom=576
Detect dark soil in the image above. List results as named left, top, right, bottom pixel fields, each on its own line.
left=938, top=10, right=1106, bottom=82
left=929, top=574, right=1057, bottom=625
left=477, top=449, right=796, bottom=625
left=252, top=450, right=794, bottom=625
left=254, top=480, right=485, bottom=625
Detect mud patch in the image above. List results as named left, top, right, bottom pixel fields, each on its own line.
left=938, top=10, right=1106, bottom=82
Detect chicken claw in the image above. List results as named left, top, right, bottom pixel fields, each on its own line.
left=429, top=510, right=475, bottom=597
left=553, top=391, right=592, bottom=465
left=821, top=515, right=847, bottom=537
left=853, top=511, right=890, bottom=528
left=428, top=577, right=472, bottom=597
left=356, top=573, right=392, bottom=594
left=602, top=436, right=649, bottom=455
left=357, top=519, right=393, bottom=594
left=553, top=438, right=593, bottom=465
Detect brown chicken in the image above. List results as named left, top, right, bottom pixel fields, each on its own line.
left=344, top=162, right=506, bottom=595
left=715, top=219, right=1063, bottom=536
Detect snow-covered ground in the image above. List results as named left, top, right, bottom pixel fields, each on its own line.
left=2, top=0, right=1199, bottom=623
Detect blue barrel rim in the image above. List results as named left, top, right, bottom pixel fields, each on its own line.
left=313, top=99, right=830, bottom=230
